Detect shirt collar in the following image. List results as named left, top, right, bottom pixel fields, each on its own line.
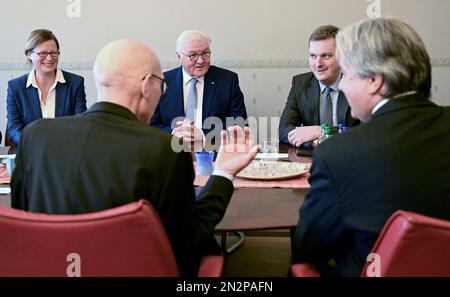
left=318, top=74, right=342, bottom=93
left=372, top=98, right=391, bottom=115
left=26, top=68, right=66, bottom=88
left=182, top=67, right=204, bottom=85
left=87, top=101, right=138, bottom=121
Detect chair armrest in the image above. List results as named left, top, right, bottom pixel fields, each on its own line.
left=198, top=255, right=224, bottom=277
left=291, top=263, right=320, bottom=277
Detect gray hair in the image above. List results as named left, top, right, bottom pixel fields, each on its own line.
left=336, top=17, right=431, bottom=99
left=176, top=30, right=211, bottom=53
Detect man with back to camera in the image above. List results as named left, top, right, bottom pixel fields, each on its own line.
left=279, top=25, right=358, bottom=149
left=11, top=38, right=259, bottom=277
left=292, top=17, right=450, bottom=277
left=150, top=29, right=248, bottom=149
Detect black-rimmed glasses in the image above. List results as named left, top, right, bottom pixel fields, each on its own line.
left=33, top=51, right=60, bottom=58
left=143, top=73, right=169, bottom=95
left=181, top=50, right=211, bottom=61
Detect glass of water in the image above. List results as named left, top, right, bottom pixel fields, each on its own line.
left=263, top=138, right=279, bottom=160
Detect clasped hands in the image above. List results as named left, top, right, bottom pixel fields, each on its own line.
left=174, top=120, right=259, bottom=176
left=173, top=119, right=205, bottom=143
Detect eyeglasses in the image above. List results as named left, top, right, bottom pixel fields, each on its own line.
left=181, top=50, right=211, bottom=61
left=143, top=73, right=169, bottom=95
left=32, top=51, right=60, bottom=58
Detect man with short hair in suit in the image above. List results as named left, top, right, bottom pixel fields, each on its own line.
left=11, top=39, right=259, bottom=277
left=292, top=17, right=450, bottom=277
left=150, top=29, right=247, bottom=149
left=279, top=25, right=358, bottom=149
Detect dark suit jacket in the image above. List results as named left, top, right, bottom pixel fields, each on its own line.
left=279, top=72, right=358, bottom=144
left=6, top=70, right=87, bottom=145
left=293, top=94, right=450, bottom=276
left=11, top=102, right=234, bottom=277
left=150, top=65, right=247, bottom=135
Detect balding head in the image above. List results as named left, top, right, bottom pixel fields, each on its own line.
left=93, top=39, right=163, bottom=122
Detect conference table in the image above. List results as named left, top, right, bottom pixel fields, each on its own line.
left=214, top=144, right=311, bottom=232
left=194, top=144, right=313, bottom=253
left=0, top=144, right=313, bottom=253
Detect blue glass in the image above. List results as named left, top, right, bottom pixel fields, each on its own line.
left=195, top=151, right=214, bottom=176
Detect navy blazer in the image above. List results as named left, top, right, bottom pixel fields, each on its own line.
left=279, top=72, right=359, bottom=144
left=6, top=70, right=87, bottom=145
left=150, top=66, right=247, bottom=134
left=292, top=95, right=450, bottom=276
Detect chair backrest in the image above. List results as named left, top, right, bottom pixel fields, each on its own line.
left=362, top=210, right=450, bottom=277
left=0, top=200, right=180, bottom=276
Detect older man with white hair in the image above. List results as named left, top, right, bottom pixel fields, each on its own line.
left=150, top=30, right=248, bottom=149
left=292, top=17, right=450, bottom=277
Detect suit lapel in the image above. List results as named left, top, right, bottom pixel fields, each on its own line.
left=173, top=68, right=185, bottom=117
left=336, top=91, right=349, bottom=124
left=202, top=69, right=216, bottom=120
left=26, top=86, right=43, bottom=118
left=55, top=82, right=67, bottom=117
left=308, top=78, right=321, bottom=124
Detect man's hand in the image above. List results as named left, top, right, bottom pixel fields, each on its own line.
left=287, top=126, right=322, bottom=147
left=214, top=126, right=260, bottom=176
left=173, top=119, right=204, bottom=143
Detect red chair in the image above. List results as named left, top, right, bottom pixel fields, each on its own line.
left=0, top=199, right=223, bottom=277
left=291, top=210, right=450, bottom=277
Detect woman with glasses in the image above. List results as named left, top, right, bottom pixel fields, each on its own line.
left=6, top=29, right=87, bottom=146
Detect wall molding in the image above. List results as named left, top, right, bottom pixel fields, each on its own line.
left=1, top=58, right=449, bottom=71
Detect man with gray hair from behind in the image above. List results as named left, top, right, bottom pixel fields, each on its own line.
left=292, top=17, right=450, bottom=277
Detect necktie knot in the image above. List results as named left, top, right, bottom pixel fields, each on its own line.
left=189, top=78, right=198, bottom=87
left=323, top=86, right=333, bottom=97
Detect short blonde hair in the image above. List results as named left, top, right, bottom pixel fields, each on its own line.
left=24, top=29, right=60, bottom=62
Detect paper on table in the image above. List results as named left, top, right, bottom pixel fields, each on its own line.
left=255, top=153, right=289, bottom=160
left=0, top=187, right=11, bottom=194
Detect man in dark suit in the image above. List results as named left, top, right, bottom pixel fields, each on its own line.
left=11, top=39, right=259, bottom=277
left=279, top=25, right=358, bottom=149
left=292, top=17, right=450, bottom=277
left=150, top=30, right=247, bottom=149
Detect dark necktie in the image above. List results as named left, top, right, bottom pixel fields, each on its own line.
left=320, top=86, right=333, bottom=126
left=185, top=78, right=198, bottom=121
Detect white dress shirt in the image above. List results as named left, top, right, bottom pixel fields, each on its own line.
left=26, top=69, right=66, bottom=119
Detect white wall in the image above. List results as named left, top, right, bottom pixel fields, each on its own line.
left=1, top=0, right=450, bottom=144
